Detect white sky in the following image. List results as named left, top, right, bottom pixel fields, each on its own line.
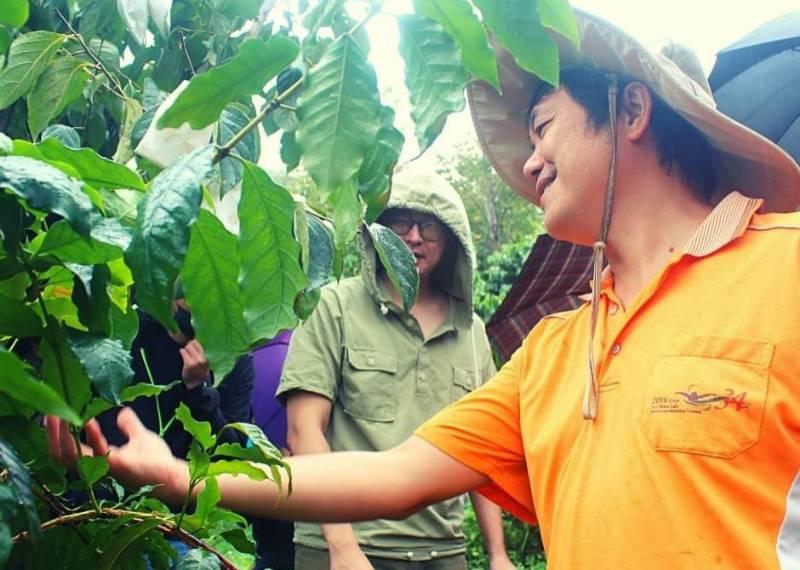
left=359, top=0, right=799, bottom=173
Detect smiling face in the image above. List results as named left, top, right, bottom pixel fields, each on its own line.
left=522, top=88, right=613, bottom=245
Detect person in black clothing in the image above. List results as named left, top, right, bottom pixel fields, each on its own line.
left=96, top=299, right=253, bottom=458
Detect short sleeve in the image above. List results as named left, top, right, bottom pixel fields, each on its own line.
left=277, top=287, right=342, bottom=403
left=471, top=315, right=497, bottom=385
left=415, top=342, right=535, bottom=524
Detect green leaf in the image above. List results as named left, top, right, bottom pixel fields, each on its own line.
left=280, top=130, right=301, bottom=173
left=327, top=180, right=362, bottom=278
left=0, top=31, right=66, bottom=111
left=306, top=214, right=334, bottom=290
left=358, top=108, right=404, bottom=223
left=82, top=381, right=177, bottom=422
left=207, top=460, right=269, bottom=482
left=125, top=145, right=215, bottom=331
left=0, top=437, right=41, bottom=542
left=77, top=454, right=109, bottom=486
left=217, top=103, right=260, bottom=197
left=79, top=0, right=119, bottom=41
left=0, top=156, right=95, bottom=236
left=0, top=348, right=81, bottom=425
left=26, top=56, right=91, bottom=138
left=113, top=97, right=144, bottom=163
left=182, top=210, right=249, bottom=382
left=41, top=124, right=81, bottom=149
left=472, top=0, right=560, bottom=86
left=538, top=0, right=580, bottom=48
left=71, top=264, right=112, bottom=334
left=0, top=192, right=32, bottom=256
left=0, top=294, right=42, bottom=337
left=109, top=302, right=139, bottom=349
left=296, top=35, right=381, bottom=196
left=368, top=223, right=419, bottom=312
left=303, top=0, right=345, bottom=37
left=0, top=27, right=10, bottom=56
left=413, top=0, right=500, bottom=90
left=238, top=163, right=307, bottom=344
left=158, top=36, right=300, bottom=129
left=0, top=0, right=29, bottom=28
left=187, top=439, right=210, bottom=481
left=66, top=330, right=134, bottom=405
left=294, top=287, right=321, bottom=320
left=96, top=519, right=164, bottom=570
left=0, top=133, right=11, bottom=155
left=31, top=137, right=146, bottom=191
left=398, top=15, right=469, bottom=151
left=36, top=220, right=126, bottom=265
left=174, top=548, right=221, bottom=570
left=183, top=476, right=220, bottom=531
left=176, top=402, right=216, bottom=450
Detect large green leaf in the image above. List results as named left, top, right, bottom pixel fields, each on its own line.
left=66, top=330, right=134, bottom=405
left=296, top=35, right=381, bottom=196
left=538, top=0, right=580, bottom=47
left=183, top=476, right=220, bottom=531
left=125, top=145, right=215, bottom=330
left=413, top=0, right=499, bottom=90
left=238, top=163, right=307, bottom=344
left=0, top=437, right=41, bottom=542
left=0, top=348, right=81, bottom=425
left=158, top=36, right=299, bottom=129
left=174, top=548, right=221, bottom=570
left=0, top=31, right=65, bottom=110
left=398, top=15, right=469, bottom=152
left=358, top=108, right=404, bottom=223
left=472, top=0, right=560, bottom=86
left=36, top=220, right=126, bottom=265
left=305, top=214, right=334, bottom=291
left=217, top=423, right=286, bottom=471
left=26, top=56, right=91, bottom=138
left=0, top=156, right=95, bottom=236
left=96, top=519, right=165, bottom=570
left=368, top=223, right=419, bottom=312
left=109, top=303, right=139, bottom=350
left=217, top=103, right=260, bottom=197
left=327, top=180, right=362, bottom=278
left=41, top=124, right=81, bottom=149
left=181, top=209, right=249, bottom=383
left=0, top=294, right=42, bottom=337
left=71, top=264, right=112, bottom=334
left=16, top=138, right=146, bottom=191
left=206, top=459, right=269, bottom=482
left=176, top=403, right=216, bottom=450
left=0, top=0, right=29, bottom=28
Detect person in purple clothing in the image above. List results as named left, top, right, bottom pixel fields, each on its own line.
left=251, top=330, right=294, bottom=570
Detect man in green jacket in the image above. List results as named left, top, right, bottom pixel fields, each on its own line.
left=278, top=170, right=514, bottom=569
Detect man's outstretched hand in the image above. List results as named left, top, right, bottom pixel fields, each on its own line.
left=46, top=408, right=189, bottom=503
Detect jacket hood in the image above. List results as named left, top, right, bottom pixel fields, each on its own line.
left=361, top=169, right=476, bottom=327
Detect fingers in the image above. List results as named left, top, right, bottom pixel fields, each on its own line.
left=84, top=418, right=110, bottom=457
left=45, top=416, right=79, bottom=467
left=116, top=407, right=148, bottom=440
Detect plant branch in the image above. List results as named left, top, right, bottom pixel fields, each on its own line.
left=139, top=348, right=166, bottom=436
left=212, top=73, right=305, bottom=164
left=56, top=10, right=127, bottom=100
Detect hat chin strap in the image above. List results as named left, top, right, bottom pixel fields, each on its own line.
left=583, top=75, right=619, bottom=421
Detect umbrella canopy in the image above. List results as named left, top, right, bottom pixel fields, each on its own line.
left=710, top=11, right=800, bottom=163
left=486, top=235, right=592, bottom=362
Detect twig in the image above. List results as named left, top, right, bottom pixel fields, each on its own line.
left=178, top=31, right=196, bottom=76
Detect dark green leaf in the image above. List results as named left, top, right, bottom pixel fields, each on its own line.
left=306, top=214, right=334, bottom=290
left=413, top=0, right=500, bottom=90
left=0, top=192, right=31, bottom=256
left=85, top=108, right=107, bottom=151
left=368, top=223, right=419, bottom=312
left=125, top=145, right=215, bottom=331
left=109, top=302, right=139, bottom=349
left=0, top=0, right=29, bottom=28
left=294, top=287, right=321, bottom=320
left=158, top=36, right=300, bottom=129
left=66, top=330, right=134, bottom=405
left=79, top=0, right=119, bottom=40
left=71, top=264, right=112, bottom=334
left=217, top=103, right=260, bottom=197
left=0, top=27, right=10, bottom=56
left=77, top=454, right=109, bottom=486
left=398, top=15, right=469, bottom=151
left=328, top=180, right=362, bottom=278
left=238, top=163, right=307, bottom=344
left=37, top=219, right=127, bottom=265
left=220, top=528, right=255, bottom=555
left=41, top=124, right=81, bottom=149
left=0, top=437, right=42, bottom=542
left=0, top=31, right=65, bottom=110
left=0, top=294, right=42, bottom=337
left=0, top=156, right=95, bottom=236
left=296, top=35, right=381, bottom=196
left=0, top=348, right=81, bottom=424
left=96, top=518, right=164, bottom=570
left=26, top=56, right=91, bottom=138
left=176, top=402, right=216, bottom=450
left=174, top=548, right=221, bottom=570
left=358, top=108, right=404, bottom=223
left=280, top=130, right=301, bottom=173
left=182, top=210, right=249, bottom=383
left=0, top=513, right=11, bottom=567
left=472, top=0, right=560, bottom=86
left=187, top=439, right=210, bottom=481
left=0, top=417, right=66, bottom=492
left=538, top=0, right=580, bottom=47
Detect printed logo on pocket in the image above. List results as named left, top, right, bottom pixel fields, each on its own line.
left=650, top=384, right=750, bottom=414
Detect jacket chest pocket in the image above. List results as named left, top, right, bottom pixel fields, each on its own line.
left=451, top=365, right=477, bottom=402
left=640, top=336, right=772, bottom=459
left=341, top=347, right=398, bottom=422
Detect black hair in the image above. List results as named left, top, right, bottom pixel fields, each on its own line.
left=529, top=68, right=717, bottom=201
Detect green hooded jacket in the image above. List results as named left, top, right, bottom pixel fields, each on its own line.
left=277, top=171, right=496, bottom=560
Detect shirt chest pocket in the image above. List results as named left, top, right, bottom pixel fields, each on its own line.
left=451, top=365, right=477, bottom=402
left=640, top=336, right=773, bottom=459
left=341, top=347, right=398, bottom=422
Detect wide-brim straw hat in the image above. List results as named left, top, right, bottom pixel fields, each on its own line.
left=468, top=10, right=800, bottom=213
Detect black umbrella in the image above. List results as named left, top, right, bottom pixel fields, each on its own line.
left=709, top=12, right=800, bottom=163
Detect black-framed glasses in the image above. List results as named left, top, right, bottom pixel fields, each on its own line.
left=384, top=216, right=445, bottom=242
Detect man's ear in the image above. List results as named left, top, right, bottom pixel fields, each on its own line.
left=620, top=82, right=653, bottom=142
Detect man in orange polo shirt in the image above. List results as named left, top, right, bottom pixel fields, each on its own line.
left=48, top=9, right=800, bottom=570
